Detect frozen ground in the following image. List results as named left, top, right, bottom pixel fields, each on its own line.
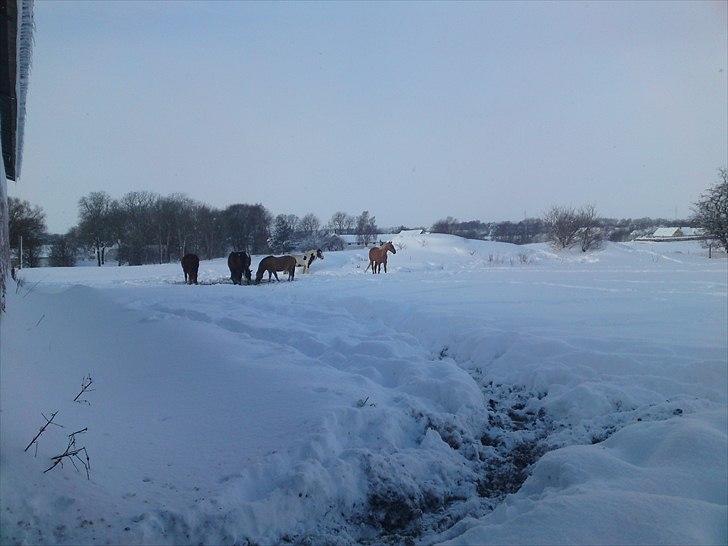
left=1, top=233, right=726, bottom=545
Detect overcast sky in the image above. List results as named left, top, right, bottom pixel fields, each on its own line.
left=9, top=1, right=728, bottom=233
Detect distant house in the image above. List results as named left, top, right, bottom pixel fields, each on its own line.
left=333, top=230, right=421, bottom=248
left=11, top=244, right=53, bottom=268
left=635, top=226, right=706, bottom=242
left=678, top=227, right=702, bottom=237
left=652, top=227, right=683, bottom=238
left=37, top=244, right=51, bottom=267
left=397, top=229, right=425, bottom=237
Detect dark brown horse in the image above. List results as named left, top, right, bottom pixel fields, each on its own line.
left=228, top=251, right=252, bottom=285
left=366, top=241, right=396, bottom=274
left=256, top=255, right=297, bottom=283
left=181, top=253, right=200, bottom=284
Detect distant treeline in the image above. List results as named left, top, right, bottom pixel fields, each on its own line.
left=8, top=192, right=380, bottom=267
left=430, top=215, right=699, bottom=244
left=9, top=167, right=726, bottom=268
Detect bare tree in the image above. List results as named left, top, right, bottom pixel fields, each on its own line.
left=153, top=195, right=179, bottom=263
left=356, top=211, right=378, bottom=245
left=116, top=191, right=159, bottom=265
left=693, top=168, right=728, bottom=253
left=171, top=195, right=197, bottom=258
left=77, top=191, right=113, bottom=266
left=8, top=197, right=47, bottom=267
left=271, top=214, right=296, bottom=253
left=193, top=205, right=225, bottom=260
left=431, top=216, right=458, bottom=235
left=223, top=203, right=272, bottom=253
left=328, top=212, right=354, bottom=234
left=544, top=205, right=581, bottom=249
left=298, top=213, right=320, bottom=237
left=49, top=233, right=79, bottom=267
left=107, top=199, right=126, bottom=265
left=577, top=204, right=603, bottom=252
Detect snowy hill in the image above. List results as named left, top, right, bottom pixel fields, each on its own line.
left=1, top=235, right=726, bottom=545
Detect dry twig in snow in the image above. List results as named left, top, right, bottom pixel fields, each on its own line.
left=73, top=375, right=94, bottom=405
left=44, top=428, right=91, bottom=479
left=24, top=411, right=62, bottom=456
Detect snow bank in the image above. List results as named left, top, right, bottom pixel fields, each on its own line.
left=1, top=235, right=725, bottom=545
left=439, top=410, right=727, bottom=546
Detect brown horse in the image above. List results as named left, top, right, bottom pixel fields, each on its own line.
left=255, top=255, right=297, bottom=283
left=181, top=253, right=200, bottom=284
left=366, top=241, right=397, bottom=274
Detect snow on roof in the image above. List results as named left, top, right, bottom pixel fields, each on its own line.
left=398, top=229, right=425, bottom=236
left=652, top=227, right=681, bottom=237
left=679, top=227, right=701, bottom=237
left=1, top=0, right=34, bottom=180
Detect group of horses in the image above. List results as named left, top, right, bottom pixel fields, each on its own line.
left=180, top=241, right=396, bottom=285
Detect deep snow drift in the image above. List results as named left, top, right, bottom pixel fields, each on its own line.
left=1, top=233, right=726, bottom=545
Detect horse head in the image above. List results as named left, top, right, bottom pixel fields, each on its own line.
left=385, top=241, right=396, bottom=254
left=316, top=249, right=324, bottom=259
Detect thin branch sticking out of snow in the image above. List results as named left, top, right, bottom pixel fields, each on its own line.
left=24, top=411, right=62, bottom=456
left=44, top=428, right=91, bottom=479
left=73, top=375, right=94, bottom=405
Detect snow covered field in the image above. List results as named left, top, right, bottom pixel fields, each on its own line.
left=1, top=233, right=726, bottom=545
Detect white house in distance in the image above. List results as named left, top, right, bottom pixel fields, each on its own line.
left=653, top=227, right=684, bottom=238
left=635, top=227, right=705, bottom=242
left=335, top=229, right=424, bottom=248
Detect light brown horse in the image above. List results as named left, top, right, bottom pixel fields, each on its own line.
left=256, top=255, right=297, bottom=283
left=366, top=241, right=397, bottom=274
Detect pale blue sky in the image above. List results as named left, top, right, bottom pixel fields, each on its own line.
left=9, top=1, right=728, bottom=232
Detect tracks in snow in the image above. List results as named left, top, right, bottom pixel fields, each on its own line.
left=140, top=289, right=709, bottom=545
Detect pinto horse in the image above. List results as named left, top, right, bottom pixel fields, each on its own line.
left=294, top=249, right=324, bottom=273
left=228, top=251, right=252, bottom=285
left=255, top=255, right=297, bottom=283
left=365, top=241, right=396, bottom=274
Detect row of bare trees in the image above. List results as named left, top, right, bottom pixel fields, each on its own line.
left=270, top=210, right=378, bottom=253
left=8, top=192, right=384, bottom=268
left=75, top=192, right=272, bottom=266
left=72, top=192, right=382, bottom=266
left=15, top=168, right=725, bottom=266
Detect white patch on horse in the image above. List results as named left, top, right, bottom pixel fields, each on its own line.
left=294, top=249, right=324, bottom=273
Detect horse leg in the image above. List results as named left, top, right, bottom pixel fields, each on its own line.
left=273, top=271, right=280, bottom=281
left=383, top=259, right=387, bottom=273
